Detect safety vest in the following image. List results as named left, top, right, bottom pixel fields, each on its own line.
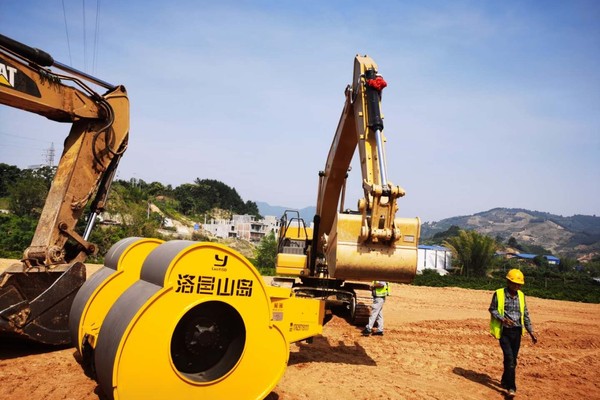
left=490, top=288, right=525, bottom=339
left=373, top=281, right=390, bottom=297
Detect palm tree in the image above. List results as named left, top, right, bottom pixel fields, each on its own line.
left=443, top=229, right=497, bottom=277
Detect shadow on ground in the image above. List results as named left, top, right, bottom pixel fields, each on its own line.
left=289, top=334, right=376, bottom=366
left=453, top=366, right=508, bottom=396
left=0, top=337, right=71, bottom=360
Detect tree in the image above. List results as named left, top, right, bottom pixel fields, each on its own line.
left=29, top=166, right=57, bottom=189
left=558, top=256, right=576, bottom=273
left=0, top=163, right=23, bottom=197
left=8, top=177, right=48, bottom=217
left=0, top=213, right=37, bottom=258
left=243, top=200, right=261, bottom=218
left=173, top=183, right=199, bottom=215
left=533, top=255, right=549, bottom=268
left=507, top=236, right=521, bottom=250
left=443, top=229, right=497, bottom=277
left=146, top=181, right=170, bottom=197
left=172, top=179, right=259, bottom=218
left=254, top=232, right=277, bottom=275
left=432, top=225, right=461, bottom=242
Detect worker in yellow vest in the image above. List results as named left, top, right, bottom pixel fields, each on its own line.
left=489, top=269, right=538, bottom=398
left=362, top=281, right=390, bottom=336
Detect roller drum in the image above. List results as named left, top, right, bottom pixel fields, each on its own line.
left=93, top=241, right=291, bottom=400
left=69, top=237, right=163, bottom=354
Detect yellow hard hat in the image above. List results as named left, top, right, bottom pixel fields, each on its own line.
left=506, top=269, right=525, bottom=285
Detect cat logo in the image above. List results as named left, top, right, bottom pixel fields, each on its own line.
left=0, top=62, right=17, bottom=87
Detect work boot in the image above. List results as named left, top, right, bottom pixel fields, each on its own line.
left=361, top=328, right=371, bottom=336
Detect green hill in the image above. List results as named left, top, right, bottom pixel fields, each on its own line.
left=421, top=208, right=600, bottom=260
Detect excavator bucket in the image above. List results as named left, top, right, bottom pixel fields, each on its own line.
left=326, top=213, right=421, bottom=283
left=0, top=262, right=86, bottom=345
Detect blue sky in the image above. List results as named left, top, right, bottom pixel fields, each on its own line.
left=1, top=1, right=599, bottom=222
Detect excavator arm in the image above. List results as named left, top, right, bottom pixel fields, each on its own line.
left=314, top=55, right=420, bottom=282
left=0, top=34, right=129, bottom=344
left=275, top=55, right=420, bottom=326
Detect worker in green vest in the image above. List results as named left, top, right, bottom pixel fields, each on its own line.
left=362, top=281, right=390, bottom=336
left=489, top=269, right=538, bottom=398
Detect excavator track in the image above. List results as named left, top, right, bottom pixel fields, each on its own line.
left=290, top=278, right=374, bottom=327
left=352, top=289, right=372, bottom=327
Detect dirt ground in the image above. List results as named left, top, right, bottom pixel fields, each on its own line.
left=1, top=259, right=599, bottom=400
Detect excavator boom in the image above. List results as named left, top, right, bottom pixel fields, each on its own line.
left=0, top=34, right=129, bottom=344
left=322, top=55, right=420, bottom=281
left=276, top=55, right=420, bottom=325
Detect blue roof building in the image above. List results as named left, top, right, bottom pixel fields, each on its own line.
left=506, top=252, right=560, bottom=265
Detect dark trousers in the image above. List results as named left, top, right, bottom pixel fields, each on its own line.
left=499, top=327, right=522, bottom=391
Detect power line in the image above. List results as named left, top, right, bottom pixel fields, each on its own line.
left=0, top=133, right=64, bottom=152
left=60, top=0, right=102, bottom=72
left=0, top=132, right=44, bottom=142
left=83, top=0, right=88, bottom=72
left=0, top=142, right=52, bottom=151
left=61, top=0, right=73, bottom=66
left=93, top=0, right=101, bottom=74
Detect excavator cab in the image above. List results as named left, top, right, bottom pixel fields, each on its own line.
left=275, top=210, right=312, bottom=277
left=0, top=34, right=129, bottom=345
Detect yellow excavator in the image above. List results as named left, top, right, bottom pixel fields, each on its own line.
left=2, top=35, right=419, bottom=397
left=275, top=55, right=421, bottom=325
left=67, top=54, right=419, bottom=399
left=0, top=33, right=129, bottom=345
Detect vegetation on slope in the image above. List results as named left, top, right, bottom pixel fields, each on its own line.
left=0, top=163, right=261, bottom=263
left=1, top=163, right=599, bottom=303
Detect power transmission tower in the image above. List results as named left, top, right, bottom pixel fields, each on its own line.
left=44, top=142, right=55, bottom=167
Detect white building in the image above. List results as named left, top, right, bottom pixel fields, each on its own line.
left=417, top=245, right=453, bottom=275
left=203, top=214, right=279, bottom=242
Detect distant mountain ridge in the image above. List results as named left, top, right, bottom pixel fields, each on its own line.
left=256, top=204, right=600, bottom=260
left=256, top=201, right=316, bottom=223
left=421, top=208, right=600, bottom=260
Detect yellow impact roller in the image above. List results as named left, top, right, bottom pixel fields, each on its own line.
left=69, top=237, right=164, bottom=374
left=71, top=239, right=325, bottom=399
